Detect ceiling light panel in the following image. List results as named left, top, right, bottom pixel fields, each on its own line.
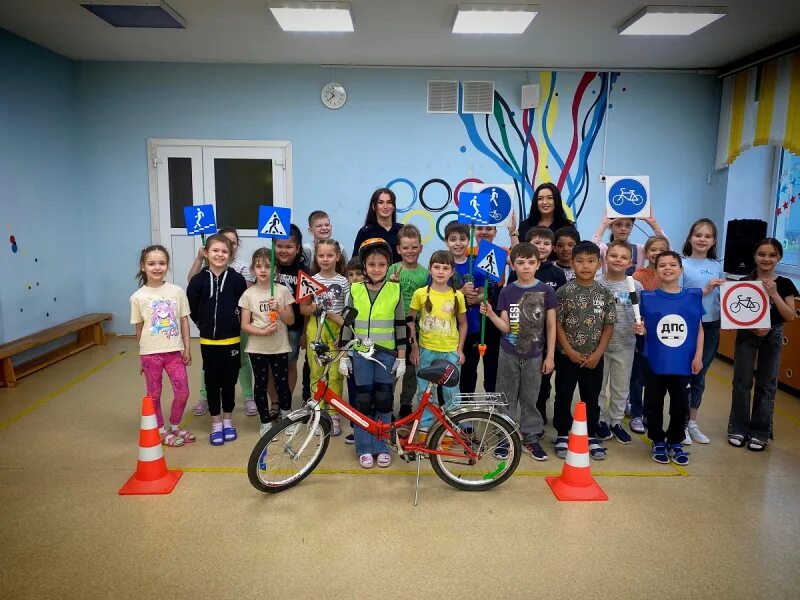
left=270, top=2, right=354, bottom=32
left=453, top=4, right=538, bottom=34
left=618, top=6, right=727, bottom=36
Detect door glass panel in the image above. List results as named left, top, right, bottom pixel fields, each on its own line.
left=168, top=157, right=194, bottom=228
left=214, top=158, right=273, bottom=229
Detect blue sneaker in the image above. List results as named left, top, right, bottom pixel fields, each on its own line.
left=610, top=423, right=632, bottom=444
left=588, top=438, right=607, bottom=460
left=554, top=436, right=569, bottom=459
left=493, top=439, right=509, bottom=460
left=651, top=441, right=669, bottom=464
left=597, top=421, right=613, bottom=440
left=669, top=443, right=690, bottom=466
left=344, top=433, right=355, bottom=444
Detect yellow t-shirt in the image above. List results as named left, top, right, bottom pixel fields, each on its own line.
left=238, top=285, right=295, bottom=354
left=130, top=282, right=190, bottom=355
left=410, top=287, right=466, bottom=353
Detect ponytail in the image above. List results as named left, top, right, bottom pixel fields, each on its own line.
left=451, top=280, right=461, bottom=315
left=424, top=285, right=433, bottom=313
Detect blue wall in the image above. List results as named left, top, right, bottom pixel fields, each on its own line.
left=0, top=30, right=85, bottom=343
left=2, top=28, right=727, bottom=338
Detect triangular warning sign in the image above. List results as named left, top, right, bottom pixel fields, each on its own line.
left=260, top=211, right=287, bottom=237
left=296, top=270, right=328, bottom=303
left=476, top=250, right=499, bottom=280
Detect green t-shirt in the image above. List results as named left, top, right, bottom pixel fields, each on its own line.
left=386, top=263, right=429, bottom=313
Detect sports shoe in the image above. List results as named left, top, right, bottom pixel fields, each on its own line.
left=523, top=441, right=548, bottom=461
left=344, top=433, right=355, bottom=444
left=330, top=415, right=342, bottom=437
left=687, top=422, right=710, bottom=444
left=259, top=422, right=271, bottom=436
left=651, top=441, right=669, bottom=464
left=669, top=443, right=689, bottom=466
left=610, top=423, right=632, bottom=444
left=597, top=421, right=613, bottom=440
left=493, top=439, right=509, bottom=460
left=376, top=452, right=392, bottom=467
left=554, top=436, right=568, bottom=459
left=192, top=401, right=208, bottom=416
left=683, top=427, right=693, bottom=445
left=629, top=418, right=645, bottom=434
left=285, top=422, right=299, bottom=436
left=588, top=438, right=607, bottom=460
left=359, top=454, right=374, bottom=468
left=244, top=400, right=258, bottom=417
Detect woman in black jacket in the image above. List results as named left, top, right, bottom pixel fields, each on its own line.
left=352, top=188, right=403, bottom=264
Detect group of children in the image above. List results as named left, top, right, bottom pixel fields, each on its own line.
left=130, top=193, right=797, bottom=467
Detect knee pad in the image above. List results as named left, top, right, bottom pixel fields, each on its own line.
left=355, top=387, right=373, bottom=414
left=374, top=383, right=394, bottom=413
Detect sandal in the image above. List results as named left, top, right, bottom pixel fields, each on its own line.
left=170, top=427, right=196, bottom=443
left=223, top=426, right=238, bottom=442
left=728, top=434, right=746, bottom=448
left=161, top=431, right=185, bottom=447
left=377, top=452, right=391, bottom=468
left=192, top=401, right=208, bottom=416
left=209, top=430, right=224, bottom=446
left=244, top=400, right=258, bottom=417
left=268, top=407, right=280, bottom=421
left=747, top=438, right=767, bottom=452
left=359, top=454, right=374, bottom=469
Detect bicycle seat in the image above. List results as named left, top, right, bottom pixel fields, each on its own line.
left=416, top=359, right=460, bottom=388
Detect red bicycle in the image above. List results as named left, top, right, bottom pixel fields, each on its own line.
left=247, top=307, right=521, bottom=494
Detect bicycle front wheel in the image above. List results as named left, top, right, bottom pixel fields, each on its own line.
left=247, top=413, right=331, bottom=493
left=427, top=410, right=521, bottom=491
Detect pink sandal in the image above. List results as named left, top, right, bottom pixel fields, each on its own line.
left=161, top=431, right=185, bottom=447
left=359, top=454, right=374, bottom=469
left=244, top=400, right=258, bottom=417
left=170, top=427, right=196, bottom=443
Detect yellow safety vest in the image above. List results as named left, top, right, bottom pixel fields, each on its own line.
left=351, top=282, right=400, bottom=350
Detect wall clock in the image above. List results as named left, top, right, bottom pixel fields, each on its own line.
left=321, top=82, right=347, bottom=109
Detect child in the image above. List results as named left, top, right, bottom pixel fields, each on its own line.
left=188, top=227, right=256, bottom=418
left=238, top=248, right=295, bottom=436
left=408, top=250, right=467, bottom=433
left=339, top=238, right=407, bottom=468
left=300, top=239, right=350, bottom=436
left=629, top=235, right=670, bottom=433
left=680, top=218, right=725, bottom=445
left=553, top=226, right=580, bottom=282
left=481, top=243, right=556, bottom=460
left=728, top=239, right=798, bottom=451
left=187, top=234, right=248, bottom=446
left=553, top=241, right=616, bottom=460
left=342, top=257, right=364, bottom=445
left=387, top=224, right=428, bottom=417
left=130, top=245, right=194, bottom=447
left=445, top=220, right=488, bottom=394
left=593, top=215, right=668, bottom=274
left=596, top=240, right=642, bottom=444
left=302, top=210, right=348, bottom=265
left=636, top=251, right=703, bottom=466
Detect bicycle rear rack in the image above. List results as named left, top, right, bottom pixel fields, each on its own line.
left=450, top=392, right=508, bottom=408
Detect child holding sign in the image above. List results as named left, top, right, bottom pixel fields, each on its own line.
left=728, top=239, right=798, bottom=451
left=593, top=215, right=667, bottom=274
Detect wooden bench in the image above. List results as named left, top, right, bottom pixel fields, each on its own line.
left=0, top=313, right=113, bottom=388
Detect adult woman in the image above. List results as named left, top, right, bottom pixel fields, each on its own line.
left=518, top=183, right=573, bottom=243
left=352, top=188, right=403, bottom=264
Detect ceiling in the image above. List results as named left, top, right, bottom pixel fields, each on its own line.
left=1, top=0, right=799, bottom=70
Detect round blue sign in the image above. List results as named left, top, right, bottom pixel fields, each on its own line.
left=478, top=186, right=512, bottom=225
left=608, top=178, right=647, bottom=216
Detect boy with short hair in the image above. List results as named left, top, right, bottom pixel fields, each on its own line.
left=481, top=243, right=556, bottom=460
left=554, top=241, right=616, bottom=460
left=386, top=224, right=429, bottom=417
left=471, top=225, right=506, bottom=393
left=445, top=221, right=490, bottom=394
left=595, top=240, right=642, bottom=444
left=554, top=226, right=580, bottom=283
left=303, top=210, right=348, bottom=264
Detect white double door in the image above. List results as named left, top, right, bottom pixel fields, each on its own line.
left=148, top=140, right=292, bottom=335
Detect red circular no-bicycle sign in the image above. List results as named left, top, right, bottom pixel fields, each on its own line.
left=722, top=282, right=769, bottom=327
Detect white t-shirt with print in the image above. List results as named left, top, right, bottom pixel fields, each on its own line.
left=239, top=285, right=295, bottom=354
left=130, top=282, right=190, bottom=355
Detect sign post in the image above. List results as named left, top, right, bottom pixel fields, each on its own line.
left=258, top=205, right=293, bottom=321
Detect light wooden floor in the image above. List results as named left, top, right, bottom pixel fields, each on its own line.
left=1, top=337, right=799, bottom=599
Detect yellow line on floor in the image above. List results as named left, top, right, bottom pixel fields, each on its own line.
left=179, top=466, right=683, bottom=478
left=0, top=352, right=126, bottom=433
left=707, top=367, right=800, bottom=427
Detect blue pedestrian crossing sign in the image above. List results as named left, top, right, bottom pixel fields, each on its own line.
left=457, top=184, right=513, bottom=226
left=183, top=204, right=217, bottom=236
left=474, top=240, right=507, bottom=282
left=258, top=206, right=292, bottom=240
left=605, top=175, right=650, bottom=218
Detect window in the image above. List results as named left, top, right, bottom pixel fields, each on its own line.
left=773, top=148, right=800, bottom=275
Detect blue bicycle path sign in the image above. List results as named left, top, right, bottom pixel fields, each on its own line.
left=605, top=176, right=650, bottom=218
left=457, top=184, right=513, bottom=226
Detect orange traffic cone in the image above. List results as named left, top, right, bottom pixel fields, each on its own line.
left=546, top=401, right=608, bottom=501
left=119, top=395, right=183, bottom=495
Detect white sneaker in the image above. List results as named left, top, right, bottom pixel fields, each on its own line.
left=285, top=422, right=299, bottom=436
left=688, top=422, right=710, bottom=444
left=260, top=422, right=271, bottom=436
left=683, top=427, right=692, bottom=445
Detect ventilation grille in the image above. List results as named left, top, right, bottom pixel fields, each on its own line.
left=521, top=84, right=540, bottom=109
left=427, top=81, right=459, bottom=114
left=462, top=81, right=495, bottom=114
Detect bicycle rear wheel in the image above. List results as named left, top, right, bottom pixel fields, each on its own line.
left=427, top=410, right=521, bottom=491
left=247, top=413, right=331, bottom=493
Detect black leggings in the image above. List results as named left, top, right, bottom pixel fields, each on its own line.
left=250, top=353, right=291, bottom=423
left=201, top=343, right=241, bottom=417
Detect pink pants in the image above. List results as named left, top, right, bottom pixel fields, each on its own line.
left=140, top=351, right=190, bottom=428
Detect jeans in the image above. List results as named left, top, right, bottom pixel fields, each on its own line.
left=416, top=348, right=460, bottom=430
left=644, top=365, right=689, bottom=444
left=497, top=349, right=544, bottom=443
left=352, top=352, right=395, bottom=456
left=600, top=346, right=635, bottom=426
left=728, top=325, right=784, bottom=441
left=689, top=320, right=720, bottom=410
left=553, top=352, right=603, bottom=437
